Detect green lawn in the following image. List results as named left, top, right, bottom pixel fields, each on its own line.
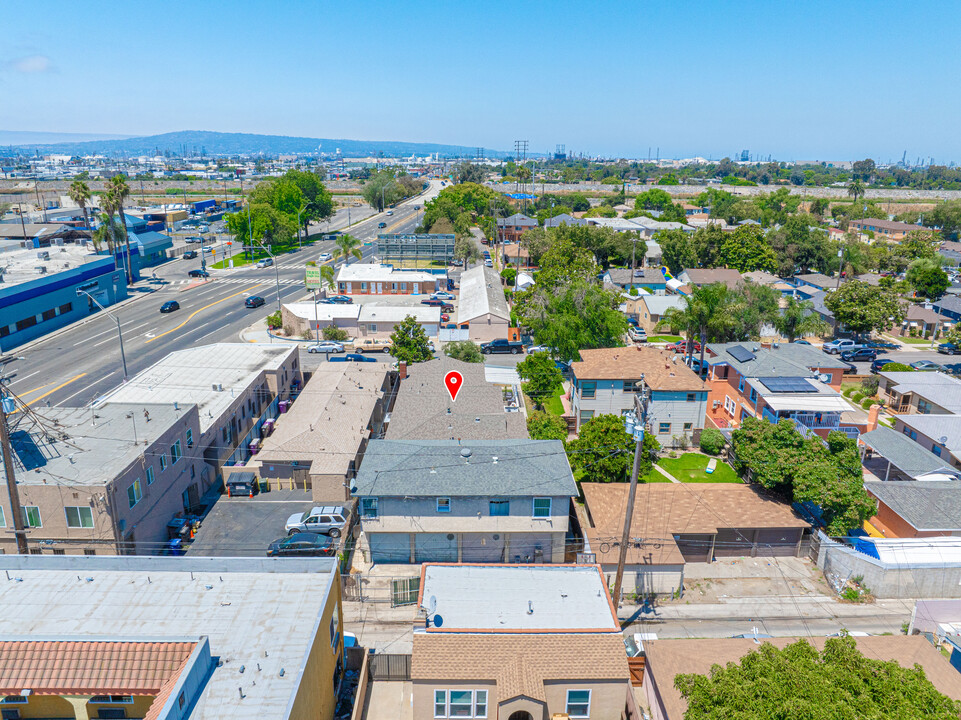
left=657, top=453, right=742, bottom=483
left=648, top=335, right=682, bottom=343
left=524, top=384, right=566, bottom=416
left=899, top=336, right=936, bottom=345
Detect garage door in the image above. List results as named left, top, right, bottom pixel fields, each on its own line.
left=756, top=528, right=802, bottom=557
left=507, top=533, right=554, bottom=563
left=674, top=534, right=713, bottom=562
left=461, top=533, right=505, bottom=562
left=414, top=533, right=458, bottom=563
left=369, top=533, right=411, bottom=564
left=713, top=528, right=753, bottom=558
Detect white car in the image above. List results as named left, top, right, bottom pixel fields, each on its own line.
left=285, top=506, right=348, bottom=537
left=431, top=291, right=456, bottom=301
left=257, top=258, right=274, bottom=268
left=527, top=345, right=553, bottom=354
left=319, top=253, right=332, bottom=262
left=307, top=341, right=345, bottom=354
left=628, top=326, right=648, bottom=343
left=484, top=259, right=493, bottom=267
left=386, top=210, right=394, bottom=215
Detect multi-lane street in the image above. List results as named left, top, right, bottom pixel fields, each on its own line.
left=4, top=182, right=439, bottom=409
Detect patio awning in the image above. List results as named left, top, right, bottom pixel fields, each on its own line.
left=859, top=426, right=956, bottom=479
left=764, top=394, right=851, bottom=412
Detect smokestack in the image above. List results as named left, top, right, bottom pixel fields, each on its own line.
left=398, top=361, right=407, bottom=380
left=867, top=404, right=880, bottom=433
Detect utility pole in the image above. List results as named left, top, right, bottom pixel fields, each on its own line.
left=0, top=358, right=29, bottom=554
left=612, top=376, right=649, bottom=608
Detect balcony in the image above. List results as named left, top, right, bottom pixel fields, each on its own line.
left=789, top=412, right=840, bottom=430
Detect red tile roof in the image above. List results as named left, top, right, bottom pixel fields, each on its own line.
left=0, top=640, right=196, bottom=696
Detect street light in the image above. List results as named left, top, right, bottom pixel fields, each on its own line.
left=76, top=288, right=128, bottom=382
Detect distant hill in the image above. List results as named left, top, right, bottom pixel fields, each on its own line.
left=0, top=130, right=134, bottom=145
left=1, top=130, right=508, bottom=158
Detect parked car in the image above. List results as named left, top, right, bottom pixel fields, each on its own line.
left=440, top=313, right=450, bottom=322
left=840, top=361, right=858, bottom=375
left=351, top=338, right=393, bottom=354
left=871, top=358, right=897, bottom=374
left=386, top=210, right=394, bottom=216
left=628, top=326, right=648, bottom=343
left=822, top=338, right=864, bottom=355
left=184, top=236, right=203, bottom=244
left=329, top=353, right=378, bottom=363
left=667, top=340, right=700, bottom=353
left=866, top=340, right=899, bottom=350
left=182, top=250, right=198, bottom=259
left=481, top=338, right=524, bottom=355
left=431, top=291, right=456, bottom=301
left=484, top=259, right=493, bottom=267
left=421, top=298, right=446, bottom=307
left=256, top=258, right=273, bottom=268
left=526, top=344, right=553, bottom=354
left=188, top=269, right=209, bottom=278
left=202, top=246, right=213, bottom=253
left=911, top=360, right=943, bottom=371
left=319, top=252, right=332, bottom=262
left=266, top=533, right=335, bottom=557
left=327, top=295, right=353, bottom=304
left=307, top=341, right=346, bottom=354
left=938, top=343, right=960, bottom=355
left=792, top=339, right=811, bottom=345
left=159, top=300, right=180, bottom=313
left=244, top=295, right=266, bottom=309
left=285, top=506, right=348, bottom=537
left=840, top=348, right=878, bottom=362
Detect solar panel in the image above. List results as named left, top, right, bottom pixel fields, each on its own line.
left=727, top=345, right=756, bottom=362
left=759, top=377, right=818, bottom=393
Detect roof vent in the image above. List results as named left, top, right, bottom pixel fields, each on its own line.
left=460, top=447, right=472, bottom=459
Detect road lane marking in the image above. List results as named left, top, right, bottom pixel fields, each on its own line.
left=146, top=284, right=264, bottom=344
left=13, top=381, right=52, bottom=398
left=9, top=370, right=41, bottom=386
left=73, top=327, right=115, bottom=346
left=125, top=321, right=150, bottom=334
left=16, top=373, right=87, bottom=411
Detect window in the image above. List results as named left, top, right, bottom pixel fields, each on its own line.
left=400, top=283, right=407, bottom=291
left=42, top=308, right=56, bottom=321
left=171, top=440, right=182, bottom=464
left=369, top=324, right=377, bottom=333
left=360, top=282, right=367, bottom=291
left=159, top=454, right=168, bottom=472
left=437, top=498, right=451, bottom=512
left=59, top=302, right=73, bottom=314
left=683, top=423, right=693, bottom=431
left=1, top=698, right=27, bottom=705
left=687, top=393, right=696, bottom=402
left=0, top=507, right=4, bottom=528
left=623, top=380, right=639, bottom=393
left=329, top=604, right=340, bottom=649
left=533, top=497, right=551, bottom=518
left=20, top=507, right=41, bottom=528
left=579, top=410, right=594, bottom=422
left=580, top=381, right=596, bottom=399
left=566, top=690, right=591, bottom=718
left=749, top=388, right=757, bottom=402
left=738, top=376, right=745, bottom=393
left=489, top=499, right=509, bottom=516
left=361, top=497, right=378, bottom=518
left=185, top=428, right=193, bottom=447
left=433, top=690, right=487, bottom=719
left=918, top=399, right=932, bottom=414
left=659, top=422, right=671, bottom=434
left=88, top=697, right=133, bottom=705
left=127, top=479, right=142, bottom=509
left=933, top=445, right=942, bottom=457
left=84, top=549, right=97, bottom=556
left=15, top=317, right=37, bottom=332
left=391, top=283, right=397, bottom=291
left=724, top=395, right=736, bottom=416
left=145, top=466, right=155, bottom=486
left=65, top=506, right=94, bottom=529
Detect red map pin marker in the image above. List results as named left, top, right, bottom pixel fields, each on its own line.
left=444, top=370, right=464, bottom=402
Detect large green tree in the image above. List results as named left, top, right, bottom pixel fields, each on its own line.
left=661, top=283, right=741, bottom=368
left=527, top=411, right=568, bottom=440
left=906, top=258, right=949, bottom=300
left=362, top=169, right=405, bottom=211
left=225, top=202, right=295, bottom=248
left=775, top=296, right=830, bottom=341
left=443, top=340, right=483, bottom=363
left=927, top=199, right=961, bottom=240
left=566, top=414, right=659, bottom=483
left=719, top=224, right=777, bottom=272
left=455, top=162, right=487, bottom=184
left=516, top=352, right=564, bottom=410
left=824, top=280, right=904, bottom=335
left=730, top=418, right=875, bottom=534
left=389, top=315, right=433, bottom=364
left=453, top=234, right=481, bottom=267
left=676, top=636, right=961, bottom=720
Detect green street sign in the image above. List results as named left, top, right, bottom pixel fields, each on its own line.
left=305, top=265, right=322, bottom=289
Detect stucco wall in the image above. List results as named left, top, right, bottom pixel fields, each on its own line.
left=286, top=571, right=343, bottom=720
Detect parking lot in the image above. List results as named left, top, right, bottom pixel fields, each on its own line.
left=186, top=488, right=329, bottom=557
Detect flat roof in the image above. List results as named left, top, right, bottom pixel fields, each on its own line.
left=358, top=304, right=440, bottom=323
left=0, top=556, right=337, bottom=720
left=418, top=564, right=618, bottom=632
left=0, top=243, right=107, bottom=287
left=96, top=344, right=295, bottom=434
left=11, top=403, right=190, bottom=487
left=336, top=263, right=437, bottom=284
left=283, top=302, right=360, bottom=321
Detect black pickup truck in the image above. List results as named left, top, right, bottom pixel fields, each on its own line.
left=480, top=338, right=524, bottom=355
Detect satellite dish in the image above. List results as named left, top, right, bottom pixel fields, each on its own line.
left=426, top=595, right=437, bottom=615
left=433, top=614, right=443, bottom=628
left=818, top=374, right=831, bottom=384
left=939, top=436, right=949, bottom=445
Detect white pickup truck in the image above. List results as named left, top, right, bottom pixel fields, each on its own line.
left=351, top=338, right=393, bottom=354
left=822, top=339, right=866, bottom=355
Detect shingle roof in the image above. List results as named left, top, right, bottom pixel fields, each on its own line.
left=859, top=427, right=955, bottom=479
left=806, top=290, right=835, bottom=320
left=681, top=268, right=742, bottom=288
left=934, top=295, right=961, bottom=315
left=572, top=347, right=706, bottom=391
left=880, top=372, right=961, bottom=413
left=385, top=357, right=528, bottom=441
left=543, top=213, right=586, bottom=227
left=705, top=342, right=849, bottom=375
left=741, top=270, right=780, bottom=285
left=497, top=213, right=537, bottom=227
left=582, top=482, right=807, bottom=566
left=865, top=480, right=961, bottom=531
left=605, top=268, right=667, bottom=286
left=794, top=272, right=837, bottom=288
left=411, top=633, right=628, bottom=702
left=905, top=304, right=948, bottom=324
left=353, top=439, right=576, bottom=497
left=637, top=295, right=686, bottom=316
left=458, top=265, right=511, bottom=322
left=0, top=640, right=195, bottom=695
left=644, top=635, right=961, bottom=720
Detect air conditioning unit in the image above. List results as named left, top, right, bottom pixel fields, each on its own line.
left=37, top=251, right=50, bottom=261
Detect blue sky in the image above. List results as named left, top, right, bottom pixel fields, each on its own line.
left=2, top=0, right=958, bottom=161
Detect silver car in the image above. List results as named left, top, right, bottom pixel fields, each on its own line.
left=285, top=506, right=348, bottom=537
left=307, top=341, right=345, bottom=354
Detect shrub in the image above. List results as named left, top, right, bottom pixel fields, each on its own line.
left=882, top=362, right=915, bottom=372
left=322, top=325, right=349, bottom=341
left=500, top=267, right=517, bottom=285
left=629, top=287, right=639, bottom=297
left=851, top=392, right=864, bottom=403
left=265, top=311, right=282, bottom=329
left=444, top=340, right=483, bottom=363
left=699, top=427, right=726, bottom=455
left=860, top=376, right=879, bottom=396
left=862, top=398, right=877, bottom=410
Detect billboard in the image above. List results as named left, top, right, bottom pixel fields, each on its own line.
left=376, top=233, right=455, bottom=267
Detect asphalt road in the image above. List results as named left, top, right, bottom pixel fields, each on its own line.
left=5, top=182, right=440, bottom=409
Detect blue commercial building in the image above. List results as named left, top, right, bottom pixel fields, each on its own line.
left=0, top=245, right=128, bottom=350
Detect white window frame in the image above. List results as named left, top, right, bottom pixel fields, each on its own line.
left=533, top=497, right=552, bottom=518
left=434, top=690, right=447, bottom=718
left=361, top=497, right=378, bottom=519
left=88, top=697, right=133, bottom=705
left=566, top=689, right=592, bottom=718
left=436, top=497, right=451, bottom=513
left=64, top=506, right=94, bottom=529
left=432, top=689, right=487, bottom=718
left=21, top=506, right=41, bottom=528
left=724, top=395, right=736, bottom=416
left=185, top=428, right=193, bottom=447
left=447, top=691, right=473, bottom=718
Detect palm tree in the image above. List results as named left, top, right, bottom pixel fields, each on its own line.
left=848, top=178, right=865, bottom=204
left=107, top=175, right=133, bottom=283
left=320, top=264, right=335, bottom=293
left=68, top=180, right=92, bottom=232
left=660, top=283, right=739, bottom=370
left=774, top=296, right=830, bottom=342
left=335, top=233, right=362, bottom=265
